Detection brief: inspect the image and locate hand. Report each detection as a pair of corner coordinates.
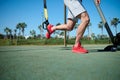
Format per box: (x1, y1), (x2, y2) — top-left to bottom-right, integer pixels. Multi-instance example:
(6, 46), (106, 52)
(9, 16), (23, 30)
(96, 0), (100, 5)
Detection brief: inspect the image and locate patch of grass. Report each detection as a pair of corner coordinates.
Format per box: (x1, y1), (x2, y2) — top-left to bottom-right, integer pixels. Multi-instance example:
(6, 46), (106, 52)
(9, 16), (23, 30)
(0, 38), (111, 46)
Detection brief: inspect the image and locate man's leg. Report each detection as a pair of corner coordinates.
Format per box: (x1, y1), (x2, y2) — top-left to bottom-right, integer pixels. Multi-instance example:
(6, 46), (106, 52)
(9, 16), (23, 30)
(46, 19), (76, 39)
(72, 11), (90, 53)
(75, 11), (90, 47)
(52, 19), (76, 31)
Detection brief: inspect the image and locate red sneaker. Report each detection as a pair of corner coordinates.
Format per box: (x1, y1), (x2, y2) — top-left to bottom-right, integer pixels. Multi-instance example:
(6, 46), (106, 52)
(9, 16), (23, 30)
(72, 43), (88, 54)
(46, 24), (54, 39)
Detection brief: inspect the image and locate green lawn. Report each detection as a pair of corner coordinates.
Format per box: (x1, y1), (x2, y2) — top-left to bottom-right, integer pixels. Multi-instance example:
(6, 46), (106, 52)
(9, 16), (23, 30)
(0, 45), (120, 80)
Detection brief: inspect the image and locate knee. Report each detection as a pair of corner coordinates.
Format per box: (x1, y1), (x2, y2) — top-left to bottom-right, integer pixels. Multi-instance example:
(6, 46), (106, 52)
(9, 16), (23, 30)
(80, 12), (90, 24)
(86, 17), (90, 23)
(83, 16), (90, 25)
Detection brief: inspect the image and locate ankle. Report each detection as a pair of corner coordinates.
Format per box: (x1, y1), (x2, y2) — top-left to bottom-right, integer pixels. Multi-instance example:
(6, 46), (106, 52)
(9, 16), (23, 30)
(74, 42), (81, 47)
(51, 26), (55, 31)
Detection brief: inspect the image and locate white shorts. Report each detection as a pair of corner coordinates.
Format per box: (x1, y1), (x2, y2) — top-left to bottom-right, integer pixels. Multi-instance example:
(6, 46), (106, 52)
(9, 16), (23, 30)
(64, 0), (86, 22)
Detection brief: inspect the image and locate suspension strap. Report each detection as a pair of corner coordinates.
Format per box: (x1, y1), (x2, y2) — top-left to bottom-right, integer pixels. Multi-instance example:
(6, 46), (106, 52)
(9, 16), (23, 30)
(42, 0), (50, 33)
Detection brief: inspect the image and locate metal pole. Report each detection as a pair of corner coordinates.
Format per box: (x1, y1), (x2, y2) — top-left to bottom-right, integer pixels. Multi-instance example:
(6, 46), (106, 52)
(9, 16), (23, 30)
(93, 0), (114, 44)
(64, 4), (67, 47)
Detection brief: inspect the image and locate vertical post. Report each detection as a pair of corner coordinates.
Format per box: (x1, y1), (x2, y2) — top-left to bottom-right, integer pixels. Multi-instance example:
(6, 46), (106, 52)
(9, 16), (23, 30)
(64, 4), (67, 47)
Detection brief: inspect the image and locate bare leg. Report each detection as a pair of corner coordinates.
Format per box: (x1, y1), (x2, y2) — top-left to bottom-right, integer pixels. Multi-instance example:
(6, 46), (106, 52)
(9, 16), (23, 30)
(75, 12), (90, 47)
(50, 12), (89, 48)
(52, 19), (76, 31)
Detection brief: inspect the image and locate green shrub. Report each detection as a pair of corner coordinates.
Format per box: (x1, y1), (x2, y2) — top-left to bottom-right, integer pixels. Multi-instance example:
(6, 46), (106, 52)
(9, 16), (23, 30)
(0, 38), (111, 46)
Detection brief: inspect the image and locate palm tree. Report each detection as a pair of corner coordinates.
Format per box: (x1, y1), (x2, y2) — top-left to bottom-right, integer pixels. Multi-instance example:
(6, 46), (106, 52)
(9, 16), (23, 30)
(74, 23), (79, 30)
(8, 29), (12, 40)
(14, 29), (17, 39)
(30, 30), (36, 38)
(111, 18), (120, 34)
(91, 33), (95, 40)
(87, 22), (92, 38)
(4, 27), (12, 39)
(21, 22), (27, 36)
(60, 31), (64, 36)
(38, 25), (43, 39)
(98, 21), (104, 36)
(16, 23), (21, 36)
(4, 27), (10, 39)
(16, 22), (27, 37)
(73, 23), (79, 37)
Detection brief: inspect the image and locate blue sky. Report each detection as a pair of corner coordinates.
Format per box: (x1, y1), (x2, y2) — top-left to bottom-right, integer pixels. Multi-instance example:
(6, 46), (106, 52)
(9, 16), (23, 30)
(0, 0), (120, 37)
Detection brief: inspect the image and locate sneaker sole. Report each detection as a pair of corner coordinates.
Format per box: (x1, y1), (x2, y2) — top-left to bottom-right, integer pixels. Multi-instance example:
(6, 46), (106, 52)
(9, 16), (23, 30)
(72, 50), (88, 54)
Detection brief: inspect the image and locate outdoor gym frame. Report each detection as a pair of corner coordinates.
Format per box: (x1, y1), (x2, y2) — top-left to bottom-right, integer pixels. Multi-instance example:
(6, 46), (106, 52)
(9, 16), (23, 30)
(64, 4), (67, 47)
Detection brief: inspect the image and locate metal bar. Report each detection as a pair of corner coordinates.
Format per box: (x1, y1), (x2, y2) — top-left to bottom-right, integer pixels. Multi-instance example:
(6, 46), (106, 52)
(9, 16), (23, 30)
(64, 4), (67, 47)
(93, 0), (115, 44)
